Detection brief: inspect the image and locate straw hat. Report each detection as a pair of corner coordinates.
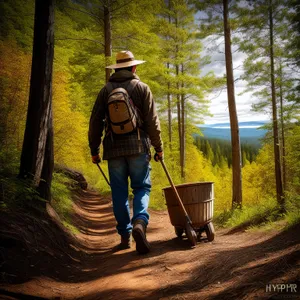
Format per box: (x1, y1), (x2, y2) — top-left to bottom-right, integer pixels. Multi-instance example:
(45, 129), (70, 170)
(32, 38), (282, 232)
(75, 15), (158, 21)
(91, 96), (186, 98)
(106, 50), (146, 69)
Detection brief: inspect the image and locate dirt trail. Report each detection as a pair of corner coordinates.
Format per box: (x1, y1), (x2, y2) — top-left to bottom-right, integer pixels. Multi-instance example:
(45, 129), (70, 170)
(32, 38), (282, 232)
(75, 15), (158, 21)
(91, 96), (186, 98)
(0, 189), (300, 300)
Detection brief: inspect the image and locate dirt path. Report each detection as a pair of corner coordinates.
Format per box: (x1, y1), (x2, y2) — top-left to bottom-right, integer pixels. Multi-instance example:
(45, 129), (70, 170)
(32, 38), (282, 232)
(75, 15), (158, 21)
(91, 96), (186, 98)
(1, 189), (300, 300)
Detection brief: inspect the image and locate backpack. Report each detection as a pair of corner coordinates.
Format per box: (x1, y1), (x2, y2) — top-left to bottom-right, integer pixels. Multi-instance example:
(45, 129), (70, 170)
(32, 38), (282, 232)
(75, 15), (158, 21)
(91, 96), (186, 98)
(105, 79), (141, 135)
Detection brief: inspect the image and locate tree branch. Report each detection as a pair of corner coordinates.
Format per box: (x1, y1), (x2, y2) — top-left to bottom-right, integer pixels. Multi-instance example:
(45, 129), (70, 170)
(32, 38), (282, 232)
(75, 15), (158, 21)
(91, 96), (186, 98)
(55, 37), (105, 47)
(62, 5), (100, 19)
(110, 0), (135, 14)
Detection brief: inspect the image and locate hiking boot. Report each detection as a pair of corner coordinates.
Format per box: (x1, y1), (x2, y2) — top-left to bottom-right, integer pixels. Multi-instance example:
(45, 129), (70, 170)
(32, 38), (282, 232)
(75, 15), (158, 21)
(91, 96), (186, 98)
(132, 219), (150, 254)
(118, 234), (131, 250)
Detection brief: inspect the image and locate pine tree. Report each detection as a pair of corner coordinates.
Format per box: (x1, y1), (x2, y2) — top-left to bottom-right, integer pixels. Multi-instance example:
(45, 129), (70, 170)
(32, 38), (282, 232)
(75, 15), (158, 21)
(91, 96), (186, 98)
(223, 0), (242, 208)
(19, 0), (55, 202)
(236, 0), (300, 210)
(196, 0), (243, 208)
(157, 0), (220, 179)
(287, 0), (300, 93)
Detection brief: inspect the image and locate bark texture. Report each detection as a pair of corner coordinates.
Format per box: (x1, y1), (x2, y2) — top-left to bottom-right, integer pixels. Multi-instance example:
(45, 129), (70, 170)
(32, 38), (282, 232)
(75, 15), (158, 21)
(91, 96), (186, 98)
(19, 0), (55, 202)
(223, 0), (243, 208)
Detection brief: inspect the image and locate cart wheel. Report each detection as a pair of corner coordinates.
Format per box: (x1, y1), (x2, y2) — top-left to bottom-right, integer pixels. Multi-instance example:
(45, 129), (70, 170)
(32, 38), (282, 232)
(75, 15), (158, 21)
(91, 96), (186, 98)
(185, 223), (197, 247)
(196, 230), (203, 241)
(175, 227), (184, 238)
(204, 222), (215, 242)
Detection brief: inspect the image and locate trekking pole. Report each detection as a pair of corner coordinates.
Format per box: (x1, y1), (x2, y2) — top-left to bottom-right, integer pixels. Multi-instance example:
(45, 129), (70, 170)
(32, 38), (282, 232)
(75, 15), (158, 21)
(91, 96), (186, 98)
(96, 163), (110, 187)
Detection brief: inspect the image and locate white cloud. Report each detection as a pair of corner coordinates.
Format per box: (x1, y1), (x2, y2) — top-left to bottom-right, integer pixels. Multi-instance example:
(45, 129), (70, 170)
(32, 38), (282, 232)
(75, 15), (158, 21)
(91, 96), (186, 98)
(205, 89), (270, 125)
(201, 42), (271, 124)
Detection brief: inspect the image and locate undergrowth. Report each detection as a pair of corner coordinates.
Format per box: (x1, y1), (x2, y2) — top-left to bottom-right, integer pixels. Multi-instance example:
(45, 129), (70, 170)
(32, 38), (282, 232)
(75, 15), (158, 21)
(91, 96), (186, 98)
(0, 175), (46, 210)
(284, 194), (300, 229)
(0, 170), (79, 234)
(214, 196), (300, 231)
(51, 172), (79, 234)
(1, 159), (299, 235)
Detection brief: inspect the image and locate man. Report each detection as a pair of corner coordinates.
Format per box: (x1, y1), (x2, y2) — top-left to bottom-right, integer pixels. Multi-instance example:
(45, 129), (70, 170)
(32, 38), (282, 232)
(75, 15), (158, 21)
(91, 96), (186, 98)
(88, 50), (163, 254)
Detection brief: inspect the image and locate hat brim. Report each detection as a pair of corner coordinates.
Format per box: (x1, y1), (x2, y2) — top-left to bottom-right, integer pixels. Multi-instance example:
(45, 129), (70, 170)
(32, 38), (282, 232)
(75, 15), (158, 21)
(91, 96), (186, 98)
(106, 60), (146, 69)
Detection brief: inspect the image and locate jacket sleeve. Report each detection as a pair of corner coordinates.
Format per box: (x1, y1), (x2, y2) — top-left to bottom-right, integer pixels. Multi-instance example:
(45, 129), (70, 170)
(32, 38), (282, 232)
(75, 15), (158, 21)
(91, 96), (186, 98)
(88, 88), (106, 156)
(139, 83), (163, 152)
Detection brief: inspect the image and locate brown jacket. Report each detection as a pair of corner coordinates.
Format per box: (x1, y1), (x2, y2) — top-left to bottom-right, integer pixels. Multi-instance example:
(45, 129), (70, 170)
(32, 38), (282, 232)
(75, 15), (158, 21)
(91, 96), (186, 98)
(88, 70), (163, 160)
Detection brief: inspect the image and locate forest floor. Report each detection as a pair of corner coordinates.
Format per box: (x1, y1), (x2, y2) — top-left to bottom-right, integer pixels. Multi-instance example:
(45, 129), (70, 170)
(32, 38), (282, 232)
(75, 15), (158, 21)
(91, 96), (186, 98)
(0, 187), (300, 300)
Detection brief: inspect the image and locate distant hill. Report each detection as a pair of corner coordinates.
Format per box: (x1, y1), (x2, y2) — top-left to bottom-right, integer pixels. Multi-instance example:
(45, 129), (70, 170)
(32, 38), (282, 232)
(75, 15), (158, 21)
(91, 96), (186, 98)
(197, 121), (268, 146)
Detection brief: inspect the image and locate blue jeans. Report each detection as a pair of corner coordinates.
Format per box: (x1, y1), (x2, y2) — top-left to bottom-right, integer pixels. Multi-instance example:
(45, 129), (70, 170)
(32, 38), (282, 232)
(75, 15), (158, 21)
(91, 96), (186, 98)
(108, 153), (151, 236)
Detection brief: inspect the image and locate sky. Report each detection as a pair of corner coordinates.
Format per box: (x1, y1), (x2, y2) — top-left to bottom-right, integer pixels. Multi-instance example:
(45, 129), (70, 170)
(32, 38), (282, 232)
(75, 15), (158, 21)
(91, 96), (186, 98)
(200, 37), (272, 126)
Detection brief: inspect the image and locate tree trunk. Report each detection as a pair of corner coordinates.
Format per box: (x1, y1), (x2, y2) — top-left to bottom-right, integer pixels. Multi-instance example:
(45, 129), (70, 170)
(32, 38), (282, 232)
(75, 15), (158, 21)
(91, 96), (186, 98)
(104, 3), (112, 82)
(19, 0), (55, 203)
(180, 93), (185, 179)
(38, 115), (54, 200)
(176, 64), (183, 177)
(167, 62), (172, 148)
(176, 91), (182, 170)
(167, 0), (172, 149)
(269, 0), (285, 210)
(181, 64), (185, 179)
(279, 63), (286, 193)
(223, 0), (242, 208)
(174, 12), (184, 178)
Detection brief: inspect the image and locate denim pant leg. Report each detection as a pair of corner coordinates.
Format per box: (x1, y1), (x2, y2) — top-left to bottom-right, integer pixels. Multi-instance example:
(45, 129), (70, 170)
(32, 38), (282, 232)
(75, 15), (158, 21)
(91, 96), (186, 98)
(128, 153), (151, 226)
(108, 157), (132, 236)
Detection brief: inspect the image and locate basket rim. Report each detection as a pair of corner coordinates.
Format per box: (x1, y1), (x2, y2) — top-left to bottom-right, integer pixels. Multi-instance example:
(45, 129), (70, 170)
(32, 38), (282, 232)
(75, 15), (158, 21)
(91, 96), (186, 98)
(162, 181), (214, 190)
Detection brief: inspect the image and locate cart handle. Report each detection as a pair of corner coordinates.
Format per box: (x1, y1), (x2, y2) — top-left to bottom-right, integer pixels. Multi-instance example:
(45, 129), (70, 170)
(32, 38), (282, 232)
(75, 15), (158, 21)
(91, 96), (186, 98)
(159, 159), (192, 225)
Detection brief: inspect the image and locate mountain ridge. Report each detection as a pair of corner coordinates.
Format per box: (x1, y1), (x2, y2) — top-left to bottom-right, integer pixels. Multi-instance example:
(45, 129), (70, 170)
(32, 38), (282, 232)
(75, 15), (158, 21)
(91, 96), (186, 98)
(197, 121), (268, 146)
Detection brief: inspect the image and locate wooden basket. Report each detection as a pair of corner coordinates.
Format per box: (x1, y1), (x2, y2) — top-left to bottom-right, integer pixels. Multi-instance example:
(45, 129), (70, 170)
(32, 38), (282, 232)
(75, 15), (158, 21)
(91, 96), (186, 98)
(163, 182), (214, 228)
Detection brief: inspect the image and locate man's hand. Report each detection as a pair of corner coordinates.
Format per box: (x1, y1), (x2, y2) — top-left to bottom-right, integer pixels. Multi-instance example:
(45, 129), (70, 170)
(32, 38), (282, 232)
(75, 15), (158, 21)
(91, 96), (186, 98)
(154, 151), (164, 162)
(92, 154), (101, 164)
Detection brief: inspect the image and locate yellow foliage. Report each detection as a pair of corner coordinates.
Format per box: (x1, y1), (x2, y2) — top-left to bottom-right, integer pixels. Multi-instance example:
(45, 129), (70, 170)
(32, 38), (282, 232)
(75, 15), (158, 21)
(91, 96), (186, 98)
(242, 161), (263, 205)
(0, 40), (31, 151)
(185, 144), (215, 182)
(212, 165), (232, 213)
(240, 143), (276, 208)
(52, 71), (89, 170)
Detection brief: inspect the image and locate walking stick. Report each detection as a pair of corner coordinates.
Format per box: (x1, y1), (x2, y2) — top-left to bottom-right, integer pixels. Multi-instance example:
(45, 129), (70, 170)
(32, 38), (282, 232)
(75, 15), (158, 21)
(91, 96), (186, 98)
(96, 163), (110, 187)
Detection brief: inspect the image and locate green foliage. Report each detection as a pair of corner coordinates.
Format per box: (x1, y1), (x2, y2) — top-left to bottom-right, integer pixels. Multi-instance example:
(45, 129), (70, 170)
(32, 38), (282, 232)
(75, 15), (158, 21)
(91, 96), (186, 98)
(0, 175), (46, 210)
(156, 0), (222, 124)
(236, 0), (300, 120)
(1, 0), (299, 236)
(213, 121), (300, 228)
(194, 136), (259, 167)
(285, 122), (300, 192)
(82, 161), (111, 197)
(285, 194), (300, 229)
(0, 0), (34, 50)
(51, 172), (79, 233)
(149, 139), (216, 210)
(214, 197), (280, 229)
(285, 0), (300, 83)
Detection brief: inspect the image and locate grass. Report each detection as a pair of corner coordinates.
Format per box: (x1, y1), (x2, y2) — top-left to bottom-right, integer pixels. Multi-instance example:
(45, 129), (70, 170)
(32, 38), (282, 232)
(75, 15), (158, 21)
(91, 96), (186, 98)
(214, 197), (282, 231)
(0, 170), (80, 234)
(0, 175), (46, 210)
(214, 195), (300, 233)
(285, 211), (300, 228)
(51, 172), (79, 234)
(82, 163), (111, 196)
(284, 195), (300, 229)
